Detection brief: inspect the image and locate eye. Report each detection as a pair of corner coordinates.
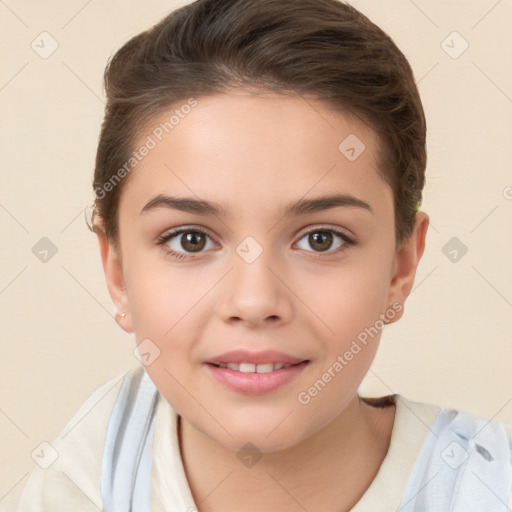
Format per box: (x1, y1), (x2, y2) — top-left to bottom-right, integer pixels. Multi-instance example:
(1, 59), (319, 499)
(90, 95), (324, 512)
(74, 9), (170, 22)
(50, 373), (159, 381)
(156, 225), (355, 261)
(156, 227), (217, 260)
(295, 227), (354, 255)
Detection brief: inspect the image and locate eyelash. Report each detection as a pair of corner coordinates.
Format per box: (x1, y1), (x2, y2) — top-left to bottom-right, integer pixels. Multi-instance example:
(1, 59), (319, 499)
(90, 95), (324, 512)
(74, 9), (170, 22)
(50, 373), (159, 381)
(155, 225), (355, 261)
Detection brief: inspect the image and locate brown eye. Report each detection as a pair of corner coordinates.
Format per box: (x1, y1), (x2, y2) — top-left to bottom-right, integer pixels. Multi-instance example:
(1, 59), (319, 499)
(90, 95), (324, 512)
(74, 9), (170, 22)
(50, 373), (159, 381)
(157, 227), (216, 259)
(180, 231), (207, 252)
(296, 227), (353, 255)
(308, 231), (333, 252)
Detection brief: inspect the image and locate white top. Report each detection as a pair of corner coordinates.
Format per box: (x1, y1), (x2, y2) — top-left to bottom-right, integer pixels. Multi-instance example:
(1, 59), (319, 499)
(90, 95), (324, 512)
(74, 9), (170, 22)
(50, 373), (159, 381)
(13, 366), (512, 511)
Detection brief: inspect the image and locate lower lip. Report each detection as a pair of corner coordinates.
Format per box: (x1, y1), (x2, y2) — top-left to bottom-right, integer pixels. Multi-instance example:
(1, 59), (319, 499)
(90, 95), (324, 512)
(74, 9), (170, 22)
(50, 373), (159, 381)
(204, 361), (309, 395)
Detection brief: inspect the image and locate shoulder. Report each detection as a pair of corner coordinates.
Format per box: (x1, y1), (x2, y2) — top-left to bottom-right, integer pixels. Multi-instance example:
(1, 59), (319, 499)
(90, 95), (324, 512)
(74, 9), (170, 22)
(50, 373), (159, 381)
(14, 366), (142, 512)
(396, 393), (512, 462)
(394, 394), (512, 509)
(394, 393), (512, 445)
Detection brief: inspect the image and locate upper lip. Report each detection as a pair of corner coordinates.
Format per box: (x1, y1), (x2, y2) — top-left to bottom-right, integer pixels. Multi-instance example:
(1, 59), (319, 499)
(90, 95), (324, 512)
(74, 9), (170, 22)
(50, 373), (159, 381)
(206, 349), (308, 365)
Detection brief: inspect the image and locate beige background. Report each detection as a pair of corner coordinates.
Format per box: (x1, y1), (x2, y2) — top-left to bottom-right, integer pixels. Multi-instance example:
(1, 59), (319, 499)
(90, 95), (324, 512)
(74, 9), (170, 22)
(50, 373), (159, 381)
(1, 0), (511, 509)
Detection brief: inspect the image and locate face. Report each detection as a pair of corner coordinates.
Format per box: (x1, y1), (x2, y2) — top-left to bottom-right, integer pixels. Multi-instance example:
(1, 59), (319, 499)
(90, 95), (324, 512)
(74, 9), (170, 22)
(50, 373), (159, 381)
(98, 91), (427, 453)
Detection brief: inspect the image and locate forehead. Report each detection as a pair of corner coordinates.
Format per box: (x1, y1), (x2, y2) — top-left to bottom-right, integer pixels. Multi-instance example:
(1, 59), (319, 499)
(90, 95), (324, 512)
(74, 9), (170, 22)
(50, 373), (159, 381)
(120, 92), (389, 218)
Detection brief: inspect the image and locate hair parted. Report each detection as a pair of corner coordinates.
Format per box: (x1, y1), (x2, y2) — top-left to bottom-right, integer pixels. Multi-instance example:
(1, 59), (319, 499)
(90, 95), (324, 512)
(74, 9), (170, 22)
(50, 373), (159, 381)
(89, 0), (427, 251)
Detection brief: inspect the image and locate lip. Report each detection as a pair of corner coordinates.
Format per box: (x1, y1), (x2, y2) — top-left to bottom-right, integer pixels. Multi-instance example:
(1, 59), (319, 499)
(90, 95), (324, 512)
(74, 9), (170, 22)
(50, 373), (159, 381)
(206, 349), (306, 365)
(204, 360), (309, 395)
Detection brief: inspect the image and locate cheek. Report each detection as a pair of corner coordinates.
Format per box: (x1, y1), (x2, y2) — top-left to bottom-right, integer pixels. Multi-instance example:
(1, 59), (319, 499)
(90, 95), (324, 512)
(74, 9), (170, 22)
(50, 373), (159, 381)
(124, 258), (209, 382)
(293, 267), (391, 418)
(305, 257), (393, 342)
(125, 251), (203, 336)
(126, 267), (206, 411)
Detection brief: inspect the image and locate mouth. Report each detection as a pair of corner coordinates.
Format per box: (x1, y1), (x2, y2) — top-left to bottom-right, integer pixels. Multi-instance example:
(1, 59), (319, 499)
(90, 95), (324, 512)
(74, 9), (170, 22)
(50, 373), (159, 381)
(206, 361), (308, 373)
(205, 348), (307, 367)
(203, 350), (310, 394)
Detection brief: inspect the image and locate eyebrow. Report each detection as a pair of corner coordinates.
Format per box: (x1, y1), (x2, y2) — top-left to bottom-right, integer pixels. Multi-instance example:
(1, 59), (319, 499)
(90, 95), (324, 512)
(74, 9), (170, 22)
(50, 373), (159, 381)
(139, 193), (373, 217)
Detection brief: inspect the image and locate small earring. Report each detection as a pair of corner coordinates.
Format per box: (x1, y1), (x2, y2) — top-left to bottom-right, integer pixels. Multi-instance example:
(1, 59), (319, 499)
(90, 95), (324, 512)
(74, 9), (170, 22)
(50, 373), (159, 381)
(115, 311), (126, 323)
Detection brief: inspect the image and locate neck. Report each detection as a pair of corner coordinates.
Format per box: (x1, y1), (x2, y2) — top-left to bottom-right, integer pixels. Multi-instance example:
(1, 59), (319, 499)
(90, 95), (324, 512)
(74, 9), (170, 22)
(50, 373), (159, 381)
(179, 394), (396, 512)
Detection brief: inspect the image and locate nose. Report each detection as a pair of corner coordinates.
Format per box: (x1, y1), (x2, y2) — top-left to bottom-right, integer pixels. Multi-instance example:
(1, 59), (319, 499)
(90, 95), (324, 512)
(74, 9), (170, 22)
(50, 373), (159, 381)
(217, 249), (294, 328)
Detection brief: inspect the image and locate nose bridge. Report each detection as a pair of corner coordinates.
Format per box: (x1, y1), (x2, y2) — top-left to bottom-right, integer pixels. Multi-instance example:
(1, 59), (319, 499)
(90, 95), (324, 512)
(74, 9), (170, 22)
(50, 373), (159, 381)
(217, 237), (293, 325)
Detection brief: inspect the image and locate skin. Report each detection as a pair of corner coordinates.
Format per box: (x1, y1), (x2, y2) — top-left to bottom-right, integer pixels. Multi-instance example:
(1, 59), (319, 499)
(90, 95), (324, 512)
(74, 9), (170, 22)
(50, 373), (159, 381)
(95, 91), (428, 511)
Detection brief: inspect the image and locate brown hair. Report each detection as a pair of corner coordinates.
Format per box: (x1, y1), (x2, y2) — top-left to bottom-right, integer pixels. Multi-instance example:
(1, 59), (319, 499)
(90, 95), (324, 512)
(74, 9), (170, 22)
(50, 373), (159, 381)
(88, 0), (426, 251)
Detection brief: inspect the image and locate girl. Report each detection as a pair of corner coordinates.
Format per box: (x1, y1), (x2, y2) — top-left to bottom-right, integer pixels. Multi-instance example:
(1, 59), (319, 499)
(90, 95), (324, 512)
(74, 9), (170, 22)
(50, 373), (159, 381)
(14, 0), (512, 510)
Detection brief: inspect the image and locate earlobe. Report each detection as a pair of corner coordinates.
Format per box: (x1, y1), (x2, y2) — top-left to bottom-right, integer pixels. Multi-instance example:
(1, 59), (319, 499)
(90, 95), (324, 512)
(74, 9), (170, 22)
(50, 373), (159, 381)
(386, 211), (429, 323)
(94, 222), (134, 333)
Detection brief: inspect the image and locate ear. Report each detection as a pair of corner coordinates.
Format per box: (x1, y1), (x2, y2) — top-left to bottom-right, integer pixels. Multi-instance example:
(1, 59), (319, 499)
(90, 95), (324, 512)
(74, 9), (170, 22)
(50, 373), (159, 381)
(94, 222), (134, 333)
(385, 211), (429, 323)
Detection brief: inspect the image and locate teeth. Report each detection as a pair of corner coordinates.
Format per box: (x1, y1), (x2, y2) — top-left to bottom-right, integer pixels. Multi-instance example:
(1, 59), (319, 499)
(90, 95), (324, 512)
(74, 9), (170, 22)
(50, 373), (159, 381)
(215, 362), (298, 372)
(256, 363), (274, 373)
(239, 363), (256, 373)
